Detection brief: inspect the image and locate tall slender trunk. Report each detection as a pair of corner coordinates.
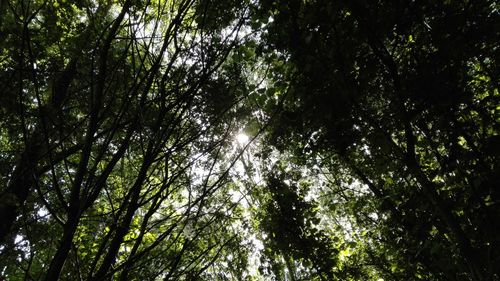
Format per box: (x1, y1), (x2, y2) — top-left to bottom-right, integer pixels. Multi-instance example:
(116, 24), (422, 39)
(0, 141), (41, 244)
(89, 162), (151, 281)
(43, 207), (80, 281)
(118, 196), (160, 281)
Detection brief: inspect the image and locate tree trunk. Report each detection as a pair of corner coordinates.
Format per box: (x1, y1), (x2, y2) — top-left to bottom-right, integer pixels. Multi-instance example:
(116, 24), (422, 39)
(44, 207), (80, 281)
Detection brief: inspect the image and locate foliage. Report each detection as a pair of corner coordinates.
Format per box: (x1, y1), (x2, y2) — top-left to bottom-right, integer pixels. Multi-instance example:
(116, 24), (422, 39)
(254, 0), (500, 280)
(0, 0), (498, 280)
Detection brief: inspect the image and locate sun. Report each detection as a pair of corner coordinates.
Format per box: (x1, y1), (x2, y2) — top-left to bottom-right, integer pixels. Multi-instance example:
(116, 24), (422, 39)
(236, 133), (249, 145)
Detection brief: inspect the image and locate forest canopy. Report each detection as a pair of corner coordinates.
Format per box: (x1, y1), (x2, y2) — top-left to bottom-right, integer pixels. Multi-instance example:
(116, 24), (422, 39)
(0, 0), (499, 280)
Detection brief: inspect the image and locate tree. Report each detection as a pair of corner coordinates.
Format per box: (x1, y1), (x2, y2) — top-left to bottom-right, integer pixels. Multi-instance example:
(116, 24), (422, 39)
(0, 0), (256, 280)
(255, 0), (499, 280)
(1, 0), (498, 280)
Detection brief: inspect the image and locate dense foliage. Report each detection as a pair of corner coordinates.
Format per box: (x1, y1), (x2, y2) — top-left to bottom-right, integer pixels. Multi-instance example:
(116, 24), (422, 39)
(1, 0), (498, 280)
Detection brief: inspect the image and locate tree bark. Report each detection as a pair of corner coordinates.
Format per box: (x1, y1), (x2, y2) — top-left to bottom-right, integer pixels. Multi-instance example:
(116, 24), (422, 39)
(43, 207), (80, 281)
